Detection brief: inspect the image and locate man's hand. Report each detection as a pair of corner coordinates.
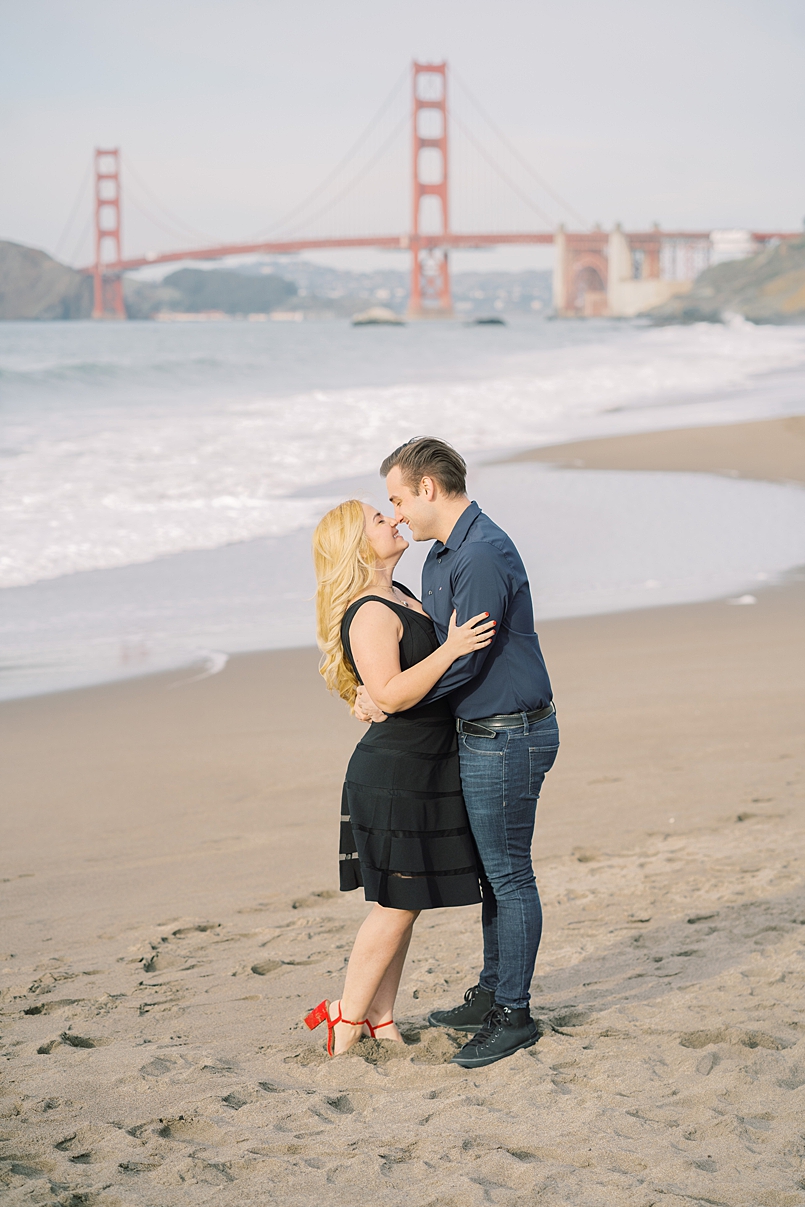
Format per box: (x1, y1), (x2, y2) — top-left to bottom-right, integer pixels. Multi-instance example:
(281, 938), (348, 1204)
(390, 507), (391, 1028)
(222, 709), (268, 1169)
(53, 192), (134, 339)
(354, 684), (387, 724)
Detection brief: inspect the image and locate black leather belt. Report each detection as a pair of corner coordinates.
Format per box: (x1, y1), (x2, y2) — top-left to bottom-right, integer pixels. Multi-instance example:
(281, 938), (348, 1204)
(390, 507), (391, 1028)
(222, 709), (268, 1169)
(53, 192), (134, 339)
(456, 701), (555, 737)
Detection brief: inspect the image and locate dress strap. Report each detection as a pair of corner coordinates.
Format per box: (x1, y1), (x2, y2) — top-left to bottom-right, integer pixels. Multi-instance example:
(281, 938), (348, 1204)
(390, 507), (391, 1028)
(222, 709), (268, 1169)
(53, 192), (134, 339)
(343, 595), (409, 620)
(392, 580), (419, 602)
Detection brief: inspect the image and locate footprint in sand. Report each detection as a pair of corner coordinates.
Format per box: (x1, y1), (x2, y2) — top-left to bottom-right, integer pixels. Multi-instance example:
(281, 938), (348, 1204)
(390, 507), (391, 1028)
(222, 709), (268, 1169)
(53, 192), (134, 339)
(136, 922), (221, 972)
(171, 923), (220, 938)
(141, 949), (201, 973)
(679, 1028), (793, 1051)
(549, 1008), (594, 1029)
(696, 1051), (720, 1075)
(156, 1116), (226, 1145)
(0, 1156), (57, 1185)
(119, 1158), (163, 1174)
(37, 1032), (107, 1052)
(290, 890), (340, 909)
(60, 1031), (108, 1048)
(23, 998), (80, 1016)
(28, 971), (77, 995)
(284, 1046), (329, 1066)
(777, 1065), (805, 1090)
(36, 1039), (62, 1054)
(139, 1055), (181, 1078)
(407, 1030), (461, 1065)
(181, 1158), (235, 1186)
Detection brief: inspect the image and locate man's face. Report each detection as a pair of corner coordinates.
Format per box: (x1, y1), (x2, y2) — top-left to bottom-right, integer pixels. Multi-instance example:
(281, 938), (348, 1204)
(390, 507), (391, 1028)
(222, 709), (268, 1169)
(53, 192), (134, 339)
(386, 465), (436, 542)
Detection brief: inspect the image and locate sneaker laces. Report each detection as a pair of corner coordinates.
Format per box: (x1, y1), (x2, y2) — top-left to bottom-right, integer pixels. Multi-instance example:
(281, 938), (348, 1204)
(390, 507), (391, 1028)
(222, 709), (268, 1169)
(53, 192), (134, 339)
(468, 1005), (510, 1046)
(444, 984), (482, 1017)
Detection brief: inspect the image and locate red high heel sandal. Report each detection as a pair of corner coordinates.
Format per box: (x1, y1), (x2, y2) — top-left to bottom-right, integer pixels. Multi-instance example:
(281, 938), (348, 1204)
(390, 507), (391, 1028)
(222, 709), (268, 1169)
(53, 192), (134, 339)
(364, 1019), (396, 1038)
(304, 1000), (367, 1057)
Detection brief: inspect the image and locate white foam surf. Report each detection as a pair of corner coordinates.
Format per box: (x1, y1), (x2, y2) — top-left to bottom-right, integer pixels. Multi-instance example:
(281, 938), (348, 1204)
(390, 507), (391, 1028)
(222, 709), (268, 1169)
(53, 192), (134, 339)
(2, 318), (805, 589)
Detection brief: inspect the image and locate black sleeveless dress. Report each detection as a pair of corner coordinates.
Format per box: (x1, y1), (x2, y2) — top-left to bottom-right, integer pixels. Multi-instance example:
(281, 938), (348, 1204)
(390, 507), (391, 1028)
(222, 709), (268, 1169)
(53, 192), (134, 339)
(339, 583), (482, 911)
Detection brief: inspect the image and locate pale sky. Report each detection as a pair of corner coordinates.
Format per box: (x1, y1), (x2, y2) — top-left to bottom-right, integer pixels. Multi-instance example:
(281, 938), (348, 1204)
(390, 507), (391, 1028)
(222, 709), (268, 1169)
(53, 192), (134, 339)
(2, 0), (803, 275)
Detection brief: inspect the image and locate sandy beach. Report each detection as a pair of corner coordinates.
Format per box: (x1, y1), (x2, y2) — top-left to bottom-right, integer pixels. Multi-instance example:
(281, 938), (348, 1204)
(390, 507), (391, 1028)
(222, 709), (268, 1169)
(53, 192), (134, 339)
(2, 416), (804, 1207)
(503, 415), (805, 486)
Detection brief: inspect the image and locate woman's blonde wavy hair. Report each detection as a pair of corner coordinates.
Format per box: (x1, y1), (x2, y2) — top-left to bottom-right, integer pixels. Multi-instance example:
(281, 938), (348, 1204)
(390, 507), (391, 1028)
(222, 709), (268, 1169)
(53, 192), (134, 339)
(312, 499), (377, 709)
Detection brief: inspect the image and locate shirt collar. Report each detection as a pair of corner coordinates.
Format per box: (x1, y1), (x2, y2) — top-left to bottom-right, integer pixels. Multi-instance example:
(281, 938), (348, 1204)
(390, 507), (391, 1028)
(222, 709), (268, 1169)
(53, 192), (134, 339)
(438, 500), (481, 552)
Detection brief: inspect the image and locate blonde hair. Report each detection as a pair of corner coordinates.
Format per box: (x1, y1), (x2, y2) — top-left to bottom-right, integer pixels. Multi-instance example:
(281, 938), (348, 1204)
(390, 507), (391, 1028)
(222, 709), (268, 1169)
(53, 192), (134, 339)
(312, 499), (377, 708)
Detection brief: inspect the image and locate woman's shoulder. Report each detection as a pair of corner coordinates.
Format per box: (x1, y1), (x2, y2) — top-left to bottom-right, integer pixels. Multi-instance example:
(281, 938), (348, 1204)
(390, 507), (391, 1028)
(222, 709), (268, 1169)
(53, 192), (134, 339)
(343, 598), (403, 653)
(342, 595), (401, 628)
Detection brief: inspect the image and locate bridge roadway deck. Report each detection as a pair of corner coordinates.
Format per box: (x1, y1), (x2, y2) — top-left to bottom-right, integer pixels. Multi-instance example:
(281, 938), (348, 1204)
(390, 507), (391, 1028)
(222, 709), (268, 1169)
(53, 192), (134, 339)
(83, 229), (730, 275)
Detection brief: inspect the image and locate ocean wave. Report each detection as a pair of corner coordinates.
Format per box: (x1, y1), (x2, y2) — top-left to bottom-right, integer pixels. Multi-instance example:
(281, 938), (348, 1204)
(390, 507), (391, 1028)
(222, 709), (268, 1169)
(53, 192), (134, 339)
(2, 321), (805, 588)
(0, 355), (233, 389)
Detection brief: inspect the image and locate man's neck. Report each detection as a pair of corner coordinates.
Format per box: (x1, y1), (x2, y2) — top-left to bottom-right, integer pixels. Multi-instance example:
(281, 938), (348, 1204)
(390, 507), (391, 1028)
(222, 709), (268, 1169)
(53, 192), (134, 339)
(434, 496), (471, 546)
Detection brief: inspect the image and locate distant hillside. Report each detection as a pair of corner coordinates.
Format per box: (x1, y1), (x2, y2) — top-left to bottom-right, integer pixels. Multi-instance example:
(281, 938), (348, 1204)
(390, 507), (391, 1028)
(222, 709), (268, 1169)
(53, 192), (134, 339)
(1, 238), (551, 321)
(0, 240), (92, 319)
(240, 259), (553, 316)
(0, 246), (300, 321)
(159, 268), (297, 315)
(649, 234), (805, 324)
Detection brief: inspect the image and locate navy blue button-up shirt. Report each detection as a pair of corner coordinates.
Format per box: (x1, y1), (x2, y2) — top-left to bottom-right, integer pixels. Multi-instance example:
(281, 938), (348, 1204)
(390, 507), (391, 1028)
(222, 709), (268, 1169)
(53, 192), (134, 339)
(419, 501), (553, 721)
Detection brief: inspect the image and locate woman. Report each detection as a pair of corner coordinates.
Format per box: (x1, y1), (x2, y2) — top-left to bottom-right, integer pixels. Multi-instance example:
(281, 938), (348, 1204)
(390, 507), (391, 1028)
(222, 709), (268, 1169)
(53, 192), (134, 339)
(306, 498), (494, 1057)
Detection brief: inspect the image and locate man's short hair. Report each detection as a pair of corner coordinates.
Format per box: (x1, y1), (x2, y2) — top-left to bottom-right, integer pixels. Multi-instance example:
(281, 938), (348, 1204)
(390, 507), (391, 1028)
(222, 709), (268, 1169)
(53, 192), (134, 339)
(380, 437), (467, 497)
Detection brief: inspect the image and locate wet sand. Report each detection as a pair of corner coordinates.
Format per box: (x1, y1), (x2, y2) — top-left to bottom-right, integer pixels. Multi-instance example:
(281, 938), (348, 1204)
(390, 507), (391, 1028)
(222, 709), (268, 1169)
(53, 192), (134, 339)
(1, 416), (804, 1206)
(502, 414), (805, 485)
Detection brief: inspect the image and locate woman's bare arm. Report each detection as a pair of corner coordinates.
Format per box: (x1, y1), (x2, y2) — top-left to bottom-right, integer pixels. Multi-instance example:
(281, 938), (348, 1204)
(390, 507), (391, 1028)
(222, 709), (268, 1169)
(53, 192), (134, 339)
(348, 601), (494, 714)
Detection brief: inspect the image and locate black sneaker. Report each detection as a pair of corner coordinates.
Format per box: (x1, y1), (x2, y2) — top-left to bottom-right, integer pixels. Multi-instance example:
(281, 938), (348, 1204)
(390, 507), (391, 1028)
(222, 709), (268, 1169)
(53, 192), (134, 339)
(451, 1005), (539, 1067)
(428, 985), (496, 1032)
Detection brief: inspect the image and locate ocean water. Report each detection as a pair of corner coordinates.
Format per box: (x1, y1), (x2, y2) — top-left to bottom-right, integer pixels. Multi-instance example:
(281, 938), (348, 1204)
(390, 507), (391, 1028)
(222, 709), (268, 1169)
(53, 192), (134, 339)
(2, 315), (805, 699)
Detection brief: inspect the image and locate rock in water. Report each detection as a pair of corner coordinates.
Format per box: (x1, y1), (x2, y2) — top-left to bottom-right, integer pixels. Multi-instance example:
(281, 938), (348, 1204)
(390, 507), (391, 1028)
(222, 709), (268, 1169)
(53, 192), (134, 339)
(351, 305), (405, 326)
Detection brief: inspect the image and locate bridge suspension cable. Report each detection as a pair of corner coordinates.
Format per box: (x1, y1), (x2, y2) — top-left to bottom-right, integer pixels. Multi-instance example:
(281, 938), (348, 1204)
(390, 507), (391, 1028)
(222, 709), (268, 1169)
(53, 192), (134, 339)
(451, 68), (589, 230)
(69, 213), (94, 267)
(121, 154), (222, 246)
(244, 64), (410, 242)
(277, 112), (408, 239)
(450, 109), (556, 230)
(54, 158), (94, 262)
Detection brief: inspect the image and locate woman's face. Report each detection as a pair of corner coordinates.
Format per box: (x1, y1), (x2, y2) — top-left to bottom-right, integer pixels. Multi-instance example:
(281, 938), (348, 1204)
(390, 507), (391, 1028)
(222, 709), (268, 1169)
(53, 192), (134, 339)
(362, 502), (409, 565)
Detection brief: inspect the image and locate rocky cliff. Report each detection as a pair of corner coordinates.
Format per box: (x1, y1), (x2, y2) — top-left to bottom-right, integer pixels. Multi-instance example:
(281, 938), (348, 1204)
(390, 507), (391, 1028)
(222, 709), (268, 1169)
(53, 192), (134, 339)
(649, 234), (805, 324)
(0, 240), (93, 319)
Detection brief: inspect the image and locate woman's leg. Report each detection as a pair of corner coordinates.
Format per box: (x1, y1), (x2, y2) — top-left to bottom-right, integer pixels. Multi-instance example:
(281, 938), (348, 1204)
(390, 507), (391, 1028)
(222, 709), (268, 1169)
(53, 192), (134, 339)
(331, 903), (418, 1054)
(364, 913), (418, 1041)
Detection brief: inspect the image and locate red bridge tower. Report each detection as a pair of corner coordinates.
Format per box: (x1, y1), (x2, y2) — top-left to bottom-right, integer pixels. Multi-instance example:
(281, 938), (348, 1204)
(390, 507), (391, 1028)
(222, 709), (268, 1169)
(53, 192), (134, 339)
(408, 62), (453, 318)
(92, 148), (126, 320)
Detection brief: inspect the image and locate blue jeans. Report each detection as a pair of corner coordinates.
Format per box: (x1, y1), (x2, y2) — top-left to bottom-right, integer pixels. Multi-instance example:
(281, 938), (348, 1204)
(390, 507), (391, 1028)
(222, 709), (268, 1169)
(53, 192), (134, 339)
(458, 711), (559, 1009)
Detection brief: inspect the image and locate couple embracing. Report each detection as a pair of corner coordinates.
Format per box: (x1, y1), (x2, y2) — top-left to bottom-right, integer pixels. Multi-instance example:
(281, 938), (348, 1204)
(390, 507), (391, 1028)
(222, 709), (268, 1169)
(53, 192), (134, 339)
(307, 437), (558, 1068)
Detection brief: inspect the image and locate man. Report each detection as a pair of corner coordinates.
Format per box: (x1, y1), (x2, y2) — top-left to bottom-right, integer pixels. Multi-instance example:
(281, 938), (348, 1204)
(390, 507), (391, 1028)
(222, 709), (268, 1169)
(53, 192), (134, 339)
(356, 436), (559, 1068)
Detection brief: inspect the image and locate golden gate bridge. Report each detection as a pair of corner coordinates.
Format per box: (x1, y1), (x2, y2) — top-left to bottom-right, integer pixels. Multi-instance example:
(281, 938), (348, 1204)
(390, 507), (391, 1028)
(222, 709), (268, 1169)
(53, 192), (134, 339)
(79, 61), (796, 322)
